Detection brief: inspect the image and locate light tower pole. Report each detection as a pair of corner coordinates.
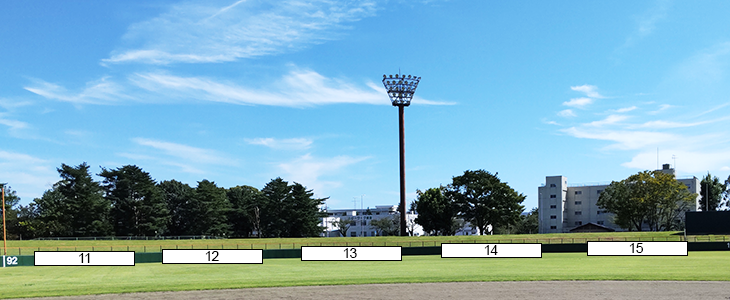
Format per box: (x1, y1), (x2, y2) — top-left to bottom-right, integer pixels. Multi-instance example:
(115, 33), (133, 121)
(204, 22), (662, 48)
(382, 73), (421, 236)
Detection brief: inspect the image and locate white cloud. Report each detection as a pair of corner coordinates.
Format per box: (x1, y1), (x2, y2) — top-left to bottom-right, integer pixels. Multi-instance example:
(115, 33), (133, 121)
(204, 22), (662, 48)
(614, 106), (638, 113)
(563, 97), (593, 107)
(131, 69), (450, 107)
(619, 0), (671, 49)
(277, 153), (368, 197)
(246, 137), (313, 150)
(0, 150), (58, 203)
(557, 109), (576, 117)
(648, 104), (674, 115)
(561, 127), (677, 150)
(586, 115), (629, 127)
(622, 149), (730, 174)
(103, 0), (378, 65)
(24, 77), (132, 105)
(570, 85), (605, 98)
(132, 138), (234, 166)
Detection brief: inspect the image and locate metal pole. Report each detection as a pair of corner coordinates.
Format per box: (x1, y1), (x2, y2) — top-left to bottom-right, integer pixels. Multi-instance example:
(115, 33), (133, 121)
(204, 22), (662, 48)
(2, 185), (6, 256)
(398, 105), (407, 236)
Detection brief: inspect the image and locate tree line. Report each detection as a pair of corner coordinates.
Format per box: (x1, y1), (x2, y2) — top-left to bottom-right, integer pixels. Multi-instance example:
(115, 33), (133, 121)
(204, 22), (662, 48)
(1, 163), (326, 239)
(412, 170), (535, 235)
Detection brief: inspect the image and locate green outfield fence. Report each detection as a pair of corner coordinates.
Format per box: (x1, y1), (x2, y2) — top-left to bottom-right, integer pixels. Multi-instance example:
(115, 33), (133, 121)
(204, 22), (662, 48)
(3, 242), (730, 267)
(4, 235), (730, 256)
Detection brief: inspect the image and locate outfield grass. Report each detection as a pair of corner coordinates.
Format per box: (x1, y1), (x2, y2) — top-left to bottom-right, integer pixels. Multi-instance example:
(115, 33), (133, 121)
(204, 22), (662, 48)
(1, 252), (729, 299)
(4, 231), (728, 256)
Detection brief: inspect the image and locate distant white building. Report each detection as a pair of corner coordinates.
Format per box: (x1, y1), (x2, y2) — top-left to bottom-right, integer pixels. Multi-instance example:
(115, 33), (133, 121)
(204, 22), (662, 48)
(538, 164), (700, 233)
(320, 205), (424, 237)
(320, 205), (490, 237)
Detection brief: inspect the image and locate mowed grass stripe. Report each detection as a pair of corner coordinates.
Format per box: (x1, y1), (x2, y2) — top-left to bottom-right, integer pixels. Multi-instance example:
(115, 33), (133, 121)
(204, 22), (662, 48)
(5, 231), (729, 255)
(2, 252), (730, 299)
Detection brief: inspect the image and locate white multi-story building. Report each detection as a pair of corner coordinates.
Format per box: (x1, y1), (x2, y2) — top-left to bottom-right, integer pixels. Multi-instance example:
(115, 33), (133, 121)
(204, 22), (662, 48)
(538, 164), (700, 233)
(320, 205), (424, 237)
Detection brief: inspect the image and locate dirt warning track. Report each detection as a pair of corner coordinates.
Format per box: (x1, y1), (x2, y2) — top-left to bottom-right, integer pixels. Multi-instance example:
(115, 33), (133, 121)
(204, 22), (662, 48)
(11, 281), (730, 300)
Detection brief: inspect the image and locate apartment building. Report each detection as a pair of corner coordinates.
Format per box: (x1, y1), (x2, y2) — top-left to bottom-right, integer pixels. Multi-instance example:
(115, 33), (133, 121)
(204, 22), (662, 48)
(538, 164), (700, 233)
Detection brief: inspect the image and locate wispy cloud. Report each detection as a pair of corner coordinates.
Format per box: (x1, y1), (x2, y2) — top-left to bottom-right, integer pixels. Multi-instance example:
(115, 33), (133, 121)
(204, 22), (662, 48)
(562, 97), (593, 107)
(620, 0), (671, 49)
(570, 85), (605, 99)
(103, 0), (378, 65)
(561, 127), (676, 150)
(125, 138), (235, 174)
(131, 69), (451, 107)
(24, 77), (132, 105)
(277, 153), (369, 197)
(0, 150), (58, 202)
(557, 109), (576, 117)
(246, 137), (313, 150)
(586, 115), (629, 127)
(614, 106), (638, 113)
(648, 104), (674, 115)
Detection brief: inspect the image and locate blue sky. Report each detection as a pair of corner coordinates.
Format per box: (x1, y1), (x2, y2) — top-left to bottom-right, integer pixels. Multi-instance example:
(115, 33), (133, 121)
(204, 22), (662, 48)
(2, 0), (730, 211)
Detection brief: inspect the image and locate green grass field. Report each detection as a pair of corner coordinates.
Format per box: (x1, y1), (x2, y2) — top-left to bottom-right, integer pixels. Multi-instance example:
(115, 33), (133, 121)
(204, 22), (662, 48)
(2, 252), (730, 299)
(5, 231), (729, 255)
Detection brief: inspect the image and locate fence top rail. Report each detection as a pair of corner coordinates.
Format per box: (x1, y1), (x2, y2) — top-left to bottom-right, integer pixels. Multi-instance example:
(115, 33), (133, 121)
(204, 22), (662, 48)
(9, 235), (728, 255)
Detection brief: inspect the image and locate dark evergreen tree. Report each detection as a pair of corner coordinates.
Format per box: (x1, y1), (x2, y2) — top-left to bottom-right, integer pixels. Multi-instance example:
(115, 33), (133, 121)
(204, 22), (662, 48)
(227, 185), (264, 237)
(99, 165), (169, 236)
(159, 180), (195, 235)
(260, 178), (291, 237)
(192, 180), (232, 236)
(699, 172), (724, 211)
(284, 183), (326, 237)
(56, 163), (112, 236)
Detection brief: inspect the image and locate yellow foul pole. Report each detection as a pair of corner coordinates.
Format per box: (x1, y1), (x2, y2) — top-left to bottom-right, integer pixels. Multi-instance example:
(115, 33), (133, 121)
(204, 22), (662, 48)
(2, 185), (6, 256)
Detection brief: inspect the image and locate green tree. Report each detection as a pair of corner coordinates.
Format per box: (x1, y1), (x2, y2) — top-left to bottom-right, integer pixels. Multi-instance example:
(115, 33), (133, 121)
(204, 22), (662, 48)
(597, 170), (695, 231)
(515, 207), (539, 234)
(22, 187), (70, 237)
(227, 185), (264, 237)
(284, 183), (326, 237)
(159, 180), (196, 235)
(699, 172), (724, 211)
(258, 178), (325, 237)
(332, 218), (352, 237)
(191, 180), (232, 236)
(446, 170), (525, 235)
(414, 187), (457, 235)
(56, 163), (112, 236)
(371, 215), (399, 236)
(0, 185), (21, 239)
(99, 165), (169, 236)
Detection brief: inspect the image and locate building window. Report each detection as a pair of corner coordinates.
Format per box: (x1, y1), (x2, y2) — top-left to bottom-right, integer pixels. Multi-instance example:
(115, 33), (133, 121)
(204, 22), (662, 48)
(550, 226), (557, 229)
(550, 215), (557, 219)
(597, 190), (602, 194)
(575, 211), (582, 215)
(550, 195), (556, 198)
(550, 183), (556, 187)
(350, 232), (357, 237)
(550, 205), (557, 209)
(574, 201), (582, 205)
(575, 221), (582, 226)
(597, 221), (604, 225)
(574, 191), (582, 195)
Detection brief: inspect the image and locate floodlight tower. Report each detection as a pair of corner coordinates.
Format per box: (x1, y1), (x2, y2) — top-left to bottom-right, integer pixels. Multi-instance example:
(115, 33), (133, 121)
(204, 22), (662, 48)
(382, 73), (421, 236)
